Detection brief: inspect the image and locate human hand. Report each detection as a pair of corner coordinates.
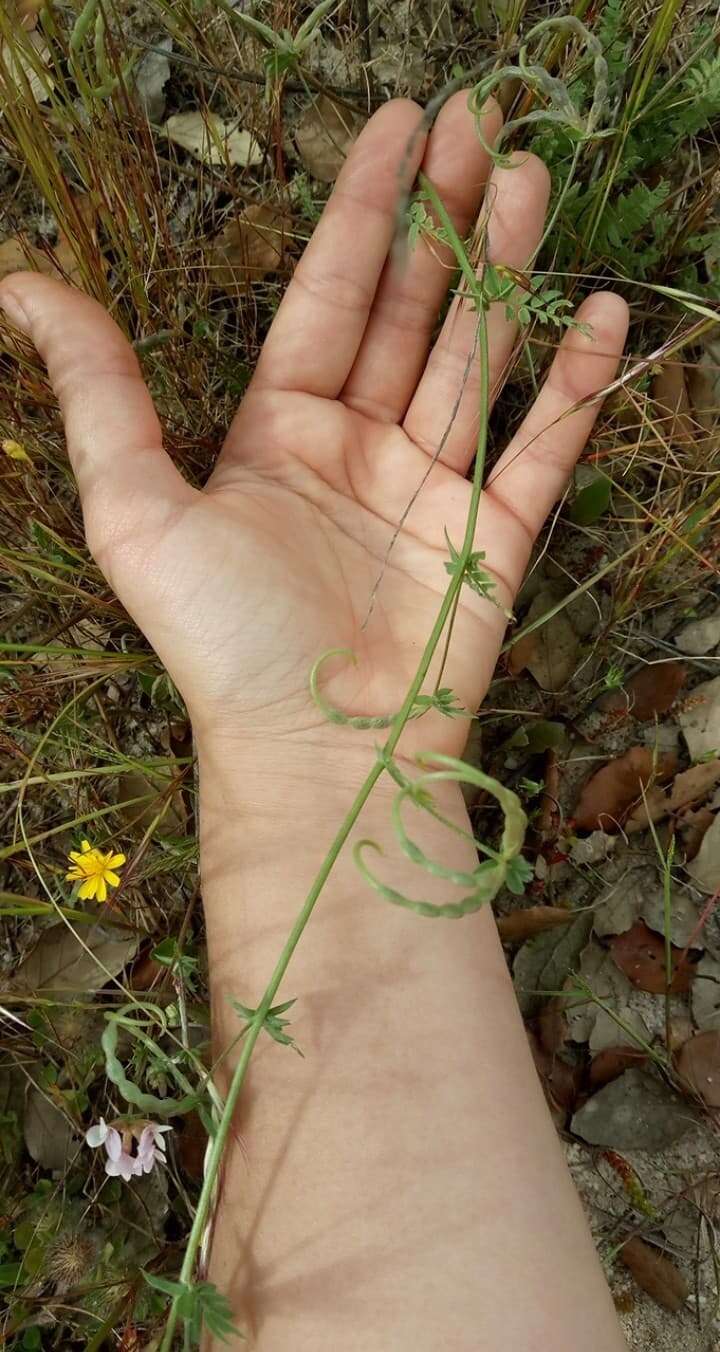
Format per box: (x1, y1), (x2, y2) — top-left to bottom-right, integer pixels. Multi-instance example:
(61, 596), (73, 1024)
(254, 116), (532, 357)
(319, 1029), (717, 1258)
(0, 94), (628, 763)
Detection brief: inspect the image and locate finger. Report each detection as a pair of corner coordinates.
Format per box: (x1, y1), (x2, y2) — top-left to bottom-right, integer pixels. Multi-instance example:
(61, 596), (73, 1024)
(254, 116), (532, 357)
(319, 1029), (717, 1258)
(340, 92), (503, 424)
(479, 292), (629, 594)
(251, 99), (428, 400)
(403, 153), (551, 473)
(0, 274), (193, 569)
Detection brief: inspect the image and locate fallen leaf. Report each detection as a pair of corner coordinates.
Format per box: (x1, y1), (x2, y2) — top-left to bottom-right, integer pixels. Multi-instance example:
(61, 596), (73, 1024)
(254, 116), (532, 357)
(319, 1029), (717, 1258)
(670, 757), (720, 805)
(294, 94), (364, 182)
(641, 886), (701, 949)
(13, 923), (138, 996)
(651, 361), (696, 446)
(24, 1086), (76, 1170)
(118, 770), (186, 833)
(512, 911), (593, 1017)
(569, 830), (618, 866)
(620, 1236), (688, 1312)
(495, 905), (575, 943)
(569, 472), (611, 526)
(687, 812), (720, 893)
(589, 1045), (648, 1089)
(674, 609), (720, 656)
(207, 204), (289, 296)
(538, 996), (570, 1055)
(593, 871), (701, 949)
(1, 29), (53, 108)
(590, 1005), (652, 1055)
(609, 920), (693, 994)
(528, 1031), (581, 1123)
(509, 589), (579, 691)
(630, 758), (720, 832)
(0, 203), (98, 290)
(625, 661), (686, 720)
(574, 747), (676, 832)
(133, 35), (171, 123)
(571, 1068), (694, 1150)
(624, 783), (668, 832)
(688, 341), (720, 427)
(680, 805), (715, 860)
(678, 676), (720, 760)
(564, 941), (645, 1049)
(676, 1029), (720, 1106)
(691, 955), (720, 1031)
(0, 233), (45, 280)
(503, 719), (568, 762)
(164, 111), (263, 167)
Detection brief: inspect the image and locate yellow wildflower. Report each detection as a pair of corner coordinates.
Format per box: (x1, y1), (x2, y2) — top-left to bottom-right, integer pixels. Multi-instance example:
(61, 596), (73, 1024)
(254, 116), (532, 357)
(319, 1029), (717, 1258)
(2, 438), (30, 463)
(66, 839), (126, 903)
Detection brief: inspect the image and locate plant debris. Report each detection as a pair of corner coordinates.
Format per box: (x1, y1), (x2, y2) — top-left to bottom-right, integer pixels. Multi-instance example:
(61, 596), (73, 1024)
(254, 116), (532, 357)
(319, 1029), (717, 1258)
(164, 111), (263, 167)
(574, 748), (676, 832)
(619, 1236), (689, 1313)
(676, 1029), (720, 1107)
(294, 94), (364, 181)
(207, 204), (290, 296)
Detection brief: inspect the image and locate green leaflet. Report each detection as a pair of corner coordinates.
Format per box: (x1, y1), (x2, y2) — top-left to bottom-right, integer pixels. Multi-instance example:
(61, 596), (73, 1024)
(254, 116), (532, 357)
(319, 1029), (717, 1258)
(101, 1007), (198, 1117)
(570, 473), (612, 525)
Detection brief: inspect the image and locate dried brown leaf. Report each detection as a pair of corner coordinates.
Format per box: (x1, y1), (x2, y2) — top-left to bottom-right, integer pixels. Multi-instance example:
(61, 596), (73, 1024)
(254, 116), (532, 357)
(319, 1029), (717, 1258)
(680, 805), (715, 860)
(207, 204), (289, 296)
(575, 747), (676, 832)
(609, 919), (693, 994)
(620, 1236), (688, 1312)
(508, 589), (579, 691)
(687, 812), (720, 894)
(589, 1046), (648, 1089)
(678, 676), (720, 761)
(13, 923), (138, 996)
(651, 362), (696, 446)
(24, 1086), (76, 1170)
(164, 111), (262, 167)
(538, 996), (570, 1055)
(627, 758), (720, 832)
(676, 1029), (720, 1106)
(294, 94), (364, 182)
(625, 661), (686, 720)
(496, 906), (575, 944)
(1, 29), (53, 106)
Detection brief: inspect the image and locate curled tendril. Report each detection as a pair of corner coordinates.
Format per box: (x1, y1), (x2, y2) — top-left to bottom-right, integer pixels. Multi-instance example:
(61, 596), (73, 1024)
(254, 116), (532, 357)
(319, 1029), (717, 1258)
(310, 649), (462, 730)
(309, 649), (398, 729)
(469, 17), (608, 165)
(101, 1004), (198, 1117)
(355, 753), (529, 919)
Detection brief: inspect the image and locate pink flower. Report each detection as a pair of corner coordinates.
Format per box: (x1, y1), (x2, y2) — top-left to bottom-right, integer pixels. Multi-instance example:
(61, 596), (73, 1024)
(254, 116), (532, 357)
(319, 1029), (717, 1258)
(85, 1117), (172, 1182)
(136, 1122), (172, 1174)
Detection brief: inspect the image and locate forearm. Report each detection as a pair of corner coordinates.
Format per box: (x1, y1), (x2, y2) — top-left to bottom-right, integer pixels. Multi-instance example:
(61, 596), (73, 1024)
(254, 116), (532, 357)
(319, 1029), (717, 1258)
(197, 734), (627, 1352)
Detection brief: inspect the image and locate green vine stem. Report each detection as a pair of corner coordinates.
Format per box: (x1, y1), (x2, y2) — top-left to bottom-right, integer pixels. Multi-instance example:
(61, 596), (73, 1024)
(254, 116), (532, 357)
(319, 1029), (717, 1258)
(159, 173), (498, 1350)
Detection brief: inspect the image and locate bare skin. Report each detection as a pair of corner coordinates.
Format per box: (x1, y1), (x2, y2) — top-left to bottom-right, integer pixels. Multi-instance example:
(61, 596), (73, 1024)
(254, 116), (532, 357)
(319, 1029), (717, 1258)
(1, 94), (629, 1350)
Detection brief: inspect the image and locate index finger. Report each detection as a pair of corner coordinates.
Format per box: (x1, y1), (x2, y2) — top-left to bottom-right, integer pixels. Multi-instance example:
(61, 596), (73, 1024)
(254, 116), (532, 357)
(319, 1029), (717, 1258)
(250, 99), (427, 399)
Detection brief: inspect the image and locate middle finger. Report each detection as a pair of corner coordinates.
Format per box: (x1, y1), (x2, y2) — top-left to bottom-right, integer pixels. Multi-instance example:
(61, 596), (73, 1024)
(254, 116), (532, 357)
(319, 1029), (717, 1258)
(403, 152), (551, 473)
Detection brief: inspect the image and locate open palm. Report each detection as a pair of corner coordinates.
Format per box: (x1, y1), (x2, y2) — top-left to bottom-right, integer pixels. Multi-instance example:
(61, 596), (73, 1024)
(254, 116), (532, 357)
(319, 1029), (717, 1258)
(0, 95), (627, 758)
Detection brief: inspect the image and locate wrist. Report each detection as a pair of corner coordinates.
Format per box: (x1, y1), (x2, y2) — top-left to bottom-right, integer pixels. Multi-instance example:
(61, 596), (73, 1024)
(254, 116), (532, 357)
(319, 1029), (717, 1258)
(193, 729), (473, 934)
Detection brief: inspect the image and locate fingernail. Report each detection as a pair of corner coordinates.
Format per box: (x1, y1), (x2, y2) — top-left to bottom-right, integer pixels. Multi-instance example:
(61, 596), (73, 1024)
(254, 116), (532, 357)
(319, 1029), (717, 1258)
(0, 289), (31, 335)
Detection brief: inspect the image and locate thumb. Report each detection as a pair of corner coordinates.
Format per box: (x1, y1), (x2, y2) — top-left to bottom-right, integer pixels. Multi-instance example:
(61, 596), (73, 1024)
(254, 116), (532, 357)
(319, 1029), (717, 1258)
(0, 274), (194, 578)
